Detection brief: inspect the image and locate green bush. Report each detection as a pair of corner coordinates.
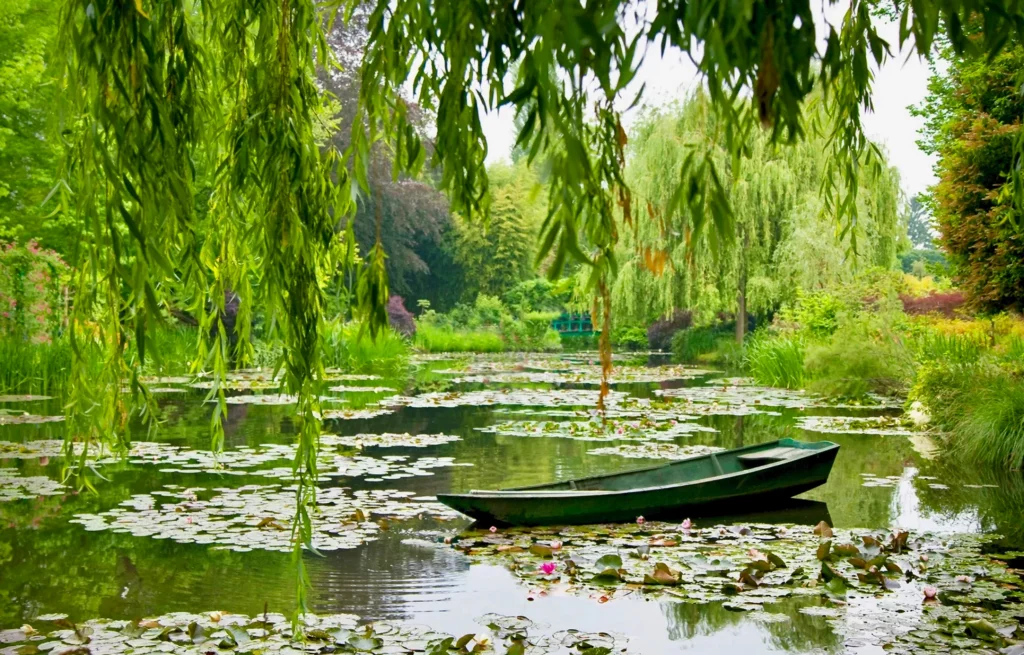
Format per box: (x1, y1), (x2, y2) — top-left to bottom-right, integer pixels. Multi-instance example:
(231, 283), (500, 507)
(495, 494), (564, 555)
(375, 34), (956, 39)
(500, 312), (562, 351)
(612, 326), (649, 351)
(744, 333), (805, 389)
(671, 326), (726, 363)
(803, 321), (914, 398)
(914, 331), (985, 366)
(777, 291), (846, 338)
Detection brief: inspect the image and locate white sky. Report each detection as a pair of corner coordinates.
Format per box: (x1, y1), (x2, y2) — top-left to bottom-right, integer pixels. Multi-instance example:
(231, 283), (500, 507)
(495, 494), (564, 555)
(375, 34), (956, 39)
(480, 3), (938, 199)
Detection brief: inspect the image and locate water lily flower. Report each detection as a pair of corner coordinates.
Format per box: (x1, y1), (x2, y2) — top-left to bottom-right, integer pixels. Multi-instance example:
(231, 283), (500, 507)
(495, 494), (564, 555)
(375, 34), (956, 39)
(443, 536), (452, 545)
(489, 526), (498, 533)
(540, 562), (557, 575)
(919, 554), (929, 562)
(923, 586), (938, 599)
(747, 548), (767, 561)
(681, 518), (692, 530)
(636, 516), (645, 525)
(955, 575), (972, 583)
(550, 540), (563, 550)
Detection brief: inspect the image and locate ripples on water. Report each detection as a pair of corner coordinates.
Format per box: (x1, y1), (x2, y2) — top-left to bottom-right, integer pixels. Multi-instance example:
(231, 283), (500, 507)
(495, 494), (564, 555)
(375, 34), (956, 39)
(1, 353), (1022, 654)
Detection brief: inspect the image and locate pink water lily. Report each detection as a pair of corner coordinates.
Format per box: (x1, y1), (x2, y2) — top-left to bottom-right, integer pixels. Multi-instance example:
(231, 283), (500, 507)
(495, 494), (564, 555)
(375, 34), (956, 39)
(540, 562), (557, 575)
(550, 540), (563, 550)
(923, 586), (938, 599)
(489, 526), (498, 533)
(636, 515), (645, 525)
(747, 548), (767, 561)
(680, 518), (692, 530)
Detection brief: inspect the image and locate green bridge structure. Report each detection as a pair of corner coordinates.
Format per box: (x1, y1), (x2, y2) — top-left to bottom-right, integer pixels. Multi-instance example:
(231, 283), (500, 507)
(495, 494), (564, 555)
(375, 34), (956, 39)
(551, 312), (596, 336)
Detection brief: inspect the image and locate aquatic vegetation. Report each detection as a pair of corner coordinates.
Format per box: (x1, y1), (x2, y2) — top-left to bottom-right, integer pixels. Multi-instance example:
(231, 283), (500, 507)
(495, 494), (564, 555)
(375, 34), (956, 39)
(448, 521), (1024, 653)
(327, 385), (397, 393)
(0, 395), (53, 402)
(71, 484), (461, 553)
(0, 610), (631, 655)
(796, 415), (920, 436)
(321, 432), (462, 449)
(0, 469), (66, 501)
(478, 417), (715, 442)
(321, 408), (395, 420)
(219, 394), (297, 406)
(323, 372), (382, 381)
(385, 388), (629, 409)
(444, 363), (713, 386)
(656, 380), (899, 412)
(587, 443), (724, 460)
(0, 410), (64, 425)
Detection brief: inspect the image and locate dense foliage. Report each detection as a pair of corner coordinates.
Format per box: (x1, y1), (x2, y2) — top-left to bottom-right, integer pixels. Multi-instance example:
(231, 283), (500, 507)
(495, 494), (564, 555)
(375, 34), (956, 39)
(914, 36), (1024, 312)
(612, 93), (902, 338)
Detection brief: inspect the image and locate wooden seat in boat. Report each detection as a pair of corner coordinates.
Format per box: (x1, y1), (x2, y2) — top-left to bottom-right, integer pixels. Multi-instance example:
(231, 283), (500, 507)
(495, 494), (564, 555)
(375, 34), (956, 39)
(737, 447), (803, 466)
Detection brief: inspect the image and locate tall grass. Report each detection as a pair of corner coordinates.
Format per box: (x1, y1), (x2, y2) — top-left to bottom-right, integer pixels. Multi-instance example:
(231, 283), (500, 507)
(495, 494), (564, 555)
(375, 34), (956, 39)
(914, 332), (985, 365)
(930, 368), (1024, 470)
(744, 334), (805, 389)
(415, 324), (505, 353)
(322, 322), (410, 376)
(0, 337), (73, 395)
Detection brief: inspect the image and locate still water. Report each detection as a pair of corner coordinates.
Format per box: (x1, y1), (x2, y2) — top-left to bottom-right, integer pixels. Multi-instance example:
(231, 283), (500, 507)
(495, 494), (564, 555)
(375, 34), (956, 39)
(1, 353), (1022, 653)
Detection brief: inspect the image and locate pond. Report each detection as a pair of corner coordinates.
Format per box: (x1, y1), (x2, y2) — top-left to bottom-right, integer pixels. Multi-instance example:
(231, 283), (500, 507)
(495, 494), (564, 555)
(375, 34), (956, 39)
(1, 353), (1023, 654)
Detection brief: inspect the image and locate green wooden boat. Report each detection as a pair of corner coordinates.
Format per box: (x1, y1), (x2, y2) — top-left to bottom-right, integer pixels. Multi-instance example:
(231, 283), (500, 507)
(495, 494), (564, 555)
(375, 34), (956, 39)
(437, 438), (839, 526)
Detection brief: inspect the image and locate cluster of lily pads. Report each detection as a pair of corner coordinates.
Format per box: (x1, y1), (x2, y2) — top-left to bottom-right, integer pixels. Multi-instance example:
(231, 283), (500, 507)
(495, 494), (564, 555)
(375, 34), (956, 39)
(477, 416), (714, 443)
(0, 468), (66, 502)
(321, 432), (463, 449)
(70, 483), (462, 553)
(586, 443), (723, 460)
(796, 415), (920, 436)
(447, 520), (1024, 653)
(381, 389), (630, 410)
(442, 363), (712, 386)
(0, 609), (630, 655)
(0, 410), (64, 426)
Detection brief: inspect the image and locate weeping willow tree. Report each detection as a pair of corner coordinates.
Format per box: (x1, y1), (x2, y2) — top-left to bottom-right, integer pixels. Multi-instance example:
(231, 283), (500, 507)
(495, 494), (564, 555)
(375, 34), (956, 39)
(612, 91), (903, 337)
(51, 0), (1024, 624)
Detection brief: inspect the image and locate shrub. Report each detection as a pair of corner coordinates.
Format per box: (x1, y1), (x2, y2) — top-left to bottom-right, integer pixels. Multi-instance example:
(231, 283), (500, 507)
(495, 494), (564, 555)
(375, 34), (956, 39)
(744, 333), (805, 389)
(386, 295), (416, 338)
(803, 321), (914, 398)
(647, 310), (692, 351)
(612, 325), (648, 351)
(0, 241), (69, 342)
(914, 331), (985, 366)
(671, 326), (727, 363)
(473, 294), (508, 326)
(500, 312), (562, 351)
(776, 292), (845, 338)
(900, 291), (966, 318)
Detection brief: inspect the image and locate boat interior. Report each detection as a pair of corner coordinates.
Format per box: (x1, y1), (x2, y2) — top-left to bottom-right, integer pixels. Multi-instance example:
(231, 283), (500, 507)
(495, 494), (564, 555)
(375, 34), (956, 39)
(507, 438), (833, 493)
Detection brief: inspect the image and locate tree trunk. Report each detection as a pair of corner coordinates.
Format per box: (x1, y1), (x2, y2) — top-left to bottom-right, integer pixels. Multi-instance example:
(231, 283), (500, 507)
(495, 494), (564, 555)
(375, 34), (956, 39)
(736, 227), (749, 344)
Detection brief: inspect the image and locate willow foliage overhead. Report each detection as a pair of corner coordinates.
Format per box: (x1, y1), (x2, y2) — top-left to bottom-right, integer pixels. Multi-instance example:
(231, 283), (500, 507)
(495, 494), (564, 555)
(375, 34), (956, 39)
(613, 92), (902, 327)
(52, 0), (1024, 621)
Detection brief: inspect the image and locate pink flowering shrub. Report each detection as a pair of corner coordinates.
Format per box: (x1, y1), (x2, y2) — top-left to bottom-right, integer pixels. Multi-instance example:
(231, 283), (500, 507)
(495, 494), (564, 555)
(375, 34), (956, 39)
(0, 241), (69, 343)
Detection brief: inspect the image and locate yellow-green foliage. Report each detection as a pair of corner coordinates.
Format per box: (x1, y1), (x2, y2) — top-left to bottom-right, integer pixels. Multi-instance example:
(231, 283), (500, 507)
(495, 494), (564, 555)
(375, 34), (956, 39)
(613, 91), (903, 327)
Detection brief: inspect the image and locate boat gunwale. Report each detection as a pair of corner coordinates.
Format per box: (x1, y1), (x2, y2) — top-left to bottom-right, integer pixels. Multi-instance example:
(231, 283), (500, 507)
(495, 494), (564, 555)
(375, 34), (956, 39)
(441, 439), (839, 500)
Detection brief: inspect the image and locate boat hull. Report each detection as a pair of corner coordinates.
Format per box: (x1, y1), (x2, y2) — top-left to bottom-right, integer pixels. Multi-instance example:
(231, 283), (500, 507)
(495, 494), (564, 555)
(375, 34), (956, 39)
(437, 441), (838, 526)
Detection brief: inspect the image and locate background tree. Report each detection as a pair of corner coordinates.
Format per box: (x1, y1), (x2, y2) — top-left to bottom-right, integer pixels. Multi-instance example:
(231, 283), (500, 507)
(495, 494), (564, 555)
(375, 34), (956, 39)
(322, 11), (460, 310)
(454, 189), (532, 299)
(914, 36), (1024, 312)
(0, 0), (72, 252)
(613, 93), (902, 338)
(906, 196), (936, 249)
